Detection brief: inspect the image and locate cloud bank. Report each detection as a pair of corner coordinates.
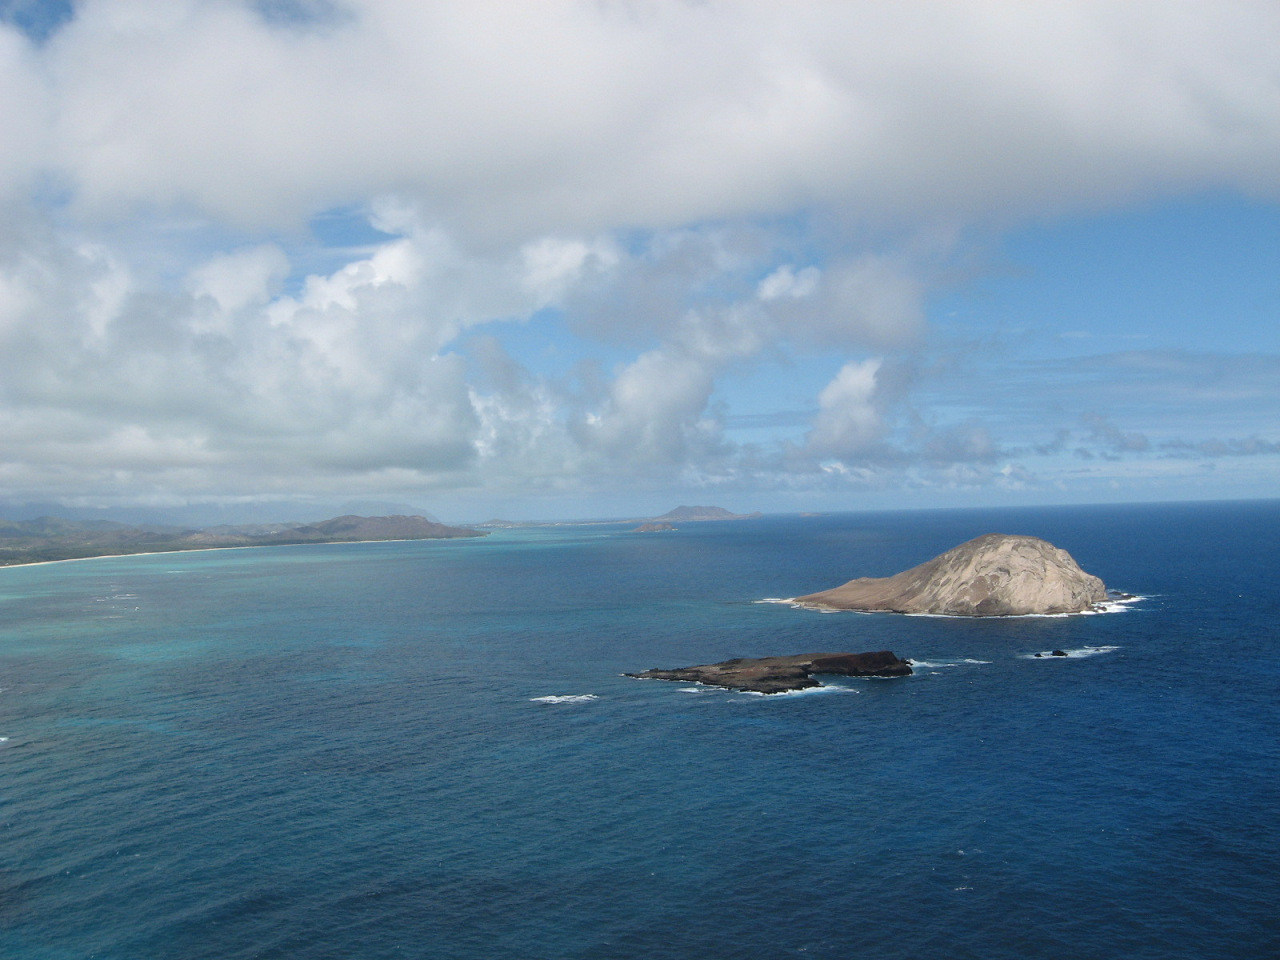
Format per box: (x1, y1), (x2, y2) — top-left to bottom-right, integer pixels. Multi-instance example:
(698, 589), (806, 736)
(1, 0), (1278, 516)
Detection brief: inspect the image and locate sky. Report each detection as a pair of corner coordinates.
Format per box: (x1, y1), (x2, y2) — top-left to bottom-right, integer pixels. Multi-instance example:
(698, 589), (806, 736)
(0, 0), (1277, 523)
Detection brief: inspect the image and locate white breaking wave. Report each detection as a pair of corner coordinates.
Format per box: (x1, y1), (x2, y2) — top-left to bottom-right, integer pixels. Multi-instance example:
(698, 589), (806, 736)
(673, 682), (857, 697)
(530, 694), (599, 704)
(908, 658), (991, 670)
(739, 683), (859, 697)
(753, 597), (849, 614)
(1081, 594), (1148, 615)
(1022, 646), (1120, 660)
(759, 596), (1147, 618)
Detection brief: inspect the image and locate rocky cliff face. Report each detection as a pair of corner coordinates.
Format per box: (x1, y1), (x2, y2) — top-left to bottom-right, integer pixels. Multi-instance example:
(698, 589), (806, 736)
(796, 533), (1107, 616)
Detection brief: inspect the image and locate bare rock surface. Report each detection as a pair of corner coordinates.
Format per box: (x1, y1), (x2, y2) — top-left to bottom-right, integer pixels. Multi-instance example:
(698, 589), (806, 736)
(796, 533), (1107, 617)
(627, 651), (912, 694)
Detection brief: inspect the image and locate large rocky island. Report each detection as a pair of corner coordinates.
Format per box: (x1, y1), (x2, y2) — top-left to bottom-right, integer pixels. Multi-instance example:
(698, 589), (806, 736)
(796, 533), (1107, 616)
(628, 651), (912, 694)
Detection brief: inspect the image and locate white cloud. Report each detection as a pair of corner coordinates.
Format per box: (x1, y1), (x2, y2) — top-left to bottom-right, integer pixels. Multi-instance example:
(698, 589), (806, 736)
(187, 244), (289, 316)
(520, 235), (620, 305)
(773, 255), (927, 350)
(0, 216), (553, 501)
(15, 1), (1276, 238)
(806, 359), (885, 457)
(0, 26), (46, 205)
(576, 347), (722, 468)
(0, 2), (1278, 512)
(757, 265), (820, 302)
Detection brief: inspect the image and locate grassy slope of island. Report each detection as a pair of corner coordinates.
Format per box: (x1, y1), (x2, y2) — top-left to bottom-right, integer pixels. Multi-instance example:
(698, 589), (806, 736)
(0, 515), (485, 567)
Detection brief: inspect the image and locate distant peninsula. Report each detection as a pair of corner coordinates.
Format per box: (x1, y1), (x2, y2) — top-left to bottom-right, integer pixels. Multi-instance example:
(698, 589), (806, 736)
(651, 505), (760, 522)
(628, 651), (912, 694)
(0, 514), (485, 567)
(795, 533), (1108, 617)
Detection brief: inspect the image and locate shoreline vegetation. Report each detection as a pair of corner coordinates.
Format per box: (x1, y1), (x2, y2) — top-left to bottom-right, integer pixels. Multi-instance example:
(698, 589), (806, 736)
(0, 515), (486, 569)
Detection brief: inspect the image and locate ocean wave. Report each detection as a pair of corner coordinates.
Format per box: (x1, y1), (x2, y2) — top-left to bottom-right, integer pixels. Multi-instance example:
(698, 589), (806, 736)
(739, 683), (860, 697)
(754, 598), (853, 614)
(907, 658), (991, 670)
(530, 694), (599, 704)
(1081, 594), (1148, 615)
(1022, 646), (1120, 660)
(672, 681), (858, 697)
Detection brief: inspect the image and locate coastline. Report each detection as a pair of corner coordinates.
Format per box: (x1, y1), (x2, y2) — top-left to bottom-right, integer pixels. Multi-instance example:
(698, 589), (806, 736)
(0, 535), (488, 572)
(758, 594), (1146, 617)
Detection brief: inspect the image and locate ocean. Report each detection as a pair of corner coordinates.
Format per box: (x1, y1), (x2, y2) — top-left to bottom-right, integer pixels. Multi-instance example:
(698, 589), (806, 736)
(1, 500), (1277, 959)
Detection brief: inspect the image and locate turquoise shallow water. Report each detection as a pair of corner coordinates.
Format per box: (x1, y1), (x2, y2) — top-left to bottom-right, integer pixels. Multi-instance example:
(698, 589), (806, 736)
(1, 501), (1278, 959)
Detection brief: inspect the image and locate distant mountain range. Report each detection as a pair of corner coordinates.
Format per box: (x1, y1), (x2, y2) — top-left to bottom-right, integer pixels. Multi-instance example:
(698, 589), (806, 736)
(0, 515), (484, 567)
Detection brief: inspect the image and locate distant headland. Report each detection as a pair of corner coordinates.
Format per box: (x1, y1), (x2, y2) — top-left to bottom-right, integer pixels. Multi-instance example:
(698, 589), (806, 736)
(0, 515), (485, 567)
(650, 505), (761, 522)
(795, 533), (1110, 617)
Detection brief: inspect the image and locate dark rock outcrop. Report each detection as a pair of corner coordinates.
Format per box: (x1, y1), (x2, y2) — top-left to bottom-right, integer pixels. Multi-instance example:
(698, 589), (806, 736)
(795, 533), (1107, 617)
(627, 651), (912, 694)
(633, 522), (676, 533)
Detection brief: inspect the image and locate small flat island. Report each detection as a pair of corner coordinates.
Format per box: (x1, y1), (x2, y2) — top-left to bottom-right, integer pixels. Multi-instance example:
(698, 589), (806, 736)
(628, 651), (912, 694)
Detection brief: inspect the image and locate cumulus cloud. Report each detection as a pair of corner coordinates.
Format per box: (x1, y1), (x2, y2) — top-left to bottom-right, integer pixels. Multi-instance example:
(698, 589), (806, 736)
(187, 244), (289, 317)
(0, 1), (1278, 512)
(11, 0), (1274, 239)
(0, 211), (554, 502)
(806, 359), (886, 457)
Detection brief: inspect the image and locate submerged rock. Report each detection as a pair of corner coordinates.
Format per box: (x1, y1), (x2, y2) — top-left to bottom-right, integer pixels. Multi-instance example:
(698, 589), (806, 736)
(627, 651), (912, 694)
(795, 533), (1107, 617)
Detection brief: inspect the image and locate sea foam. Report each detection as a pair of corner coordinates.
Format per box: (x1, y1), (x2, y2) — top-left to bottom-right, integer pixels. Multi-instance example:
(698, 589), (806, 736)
(1022, 646), (1120, 660)
(762, 596), (1146, 618)
(530, 694), (599, 704)
(908, 658), (991, 670)
(739, 683), (859, 698)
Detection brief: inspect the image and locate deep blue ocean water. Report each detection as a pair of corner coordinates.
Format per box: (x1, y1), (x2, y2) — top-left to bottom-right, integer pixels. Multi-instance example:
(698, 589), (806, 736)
(1, 500), (1277, 960)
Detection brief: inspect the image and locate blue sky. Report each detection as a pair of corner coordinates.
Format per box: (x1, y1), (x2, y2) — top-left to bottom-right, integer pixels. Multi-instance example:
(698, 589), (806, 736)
(0, 2), (1277, 522)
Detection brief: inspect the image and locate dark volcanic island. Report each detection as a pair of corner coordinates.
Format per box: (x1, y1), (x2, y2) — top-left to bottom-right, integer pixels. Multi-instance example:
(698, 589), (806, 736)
(627, 651), (912, 694)
(796, 533), (1108, 617)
